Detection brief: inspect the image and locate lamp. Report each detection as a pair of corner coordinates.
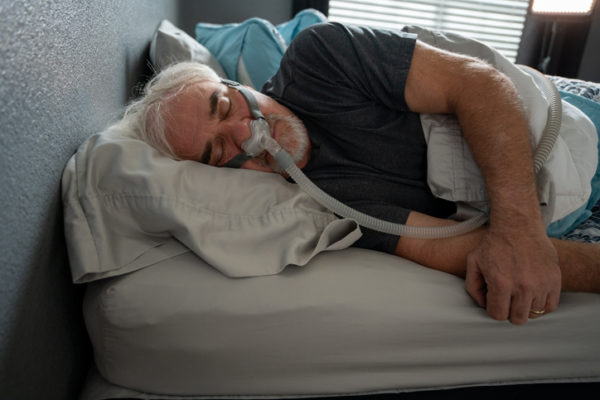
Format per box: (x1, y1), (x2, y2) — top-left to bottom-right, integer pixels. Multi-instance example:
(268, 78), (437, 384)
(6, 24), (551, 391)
(529, 0), (596, 73)
(530, 0), (596, 16)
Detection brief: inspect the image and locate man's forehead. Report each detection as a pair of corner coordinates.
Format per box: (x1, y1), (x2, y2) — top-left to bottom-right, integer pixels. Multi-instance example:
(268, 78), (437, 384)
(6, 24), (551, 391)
(166, 82), (218, 157)
(170, 81), (217, 116)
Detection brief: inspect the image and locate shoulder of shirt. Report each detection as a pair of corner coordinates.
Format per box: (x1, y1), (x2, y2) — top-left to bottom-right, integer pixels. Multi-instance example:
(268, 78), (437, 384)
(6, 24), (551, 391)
(292, 21), (415, 46)
(291, 21), (344, 43)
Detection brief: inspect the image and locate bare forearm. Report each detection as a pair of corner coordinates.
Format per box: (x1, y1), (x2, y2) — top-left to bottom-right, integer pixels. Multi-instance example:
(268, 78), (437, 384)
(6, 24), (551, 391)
(404, 42), (562, 324)
(552, 238), (600, 292)
(395, 212), (600, 293)
(395, 212), (483, 278)
(451, 65), (543, 232)
(405, 42), (544, 231)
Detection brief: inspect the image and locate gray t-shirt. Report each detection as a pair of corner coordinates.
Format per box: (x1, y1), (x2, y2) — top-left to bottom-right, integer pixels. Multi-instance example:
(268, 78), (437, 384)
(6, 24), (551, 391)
(262, 22), (455, 253)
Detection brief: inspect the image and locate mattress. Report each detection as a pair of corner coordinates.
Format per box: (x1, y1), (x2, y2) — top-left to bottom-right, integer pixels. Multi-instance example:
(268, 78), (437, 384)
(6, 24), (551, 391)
(79, 248), (600, 399)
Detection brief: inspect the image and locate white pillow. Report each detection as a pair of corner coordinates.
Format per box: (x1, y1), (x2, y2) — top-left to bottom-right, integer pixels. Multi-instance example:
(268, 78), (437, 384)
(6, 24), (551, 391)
(62, 127), (360, 283)
(149, 19), (227, 77)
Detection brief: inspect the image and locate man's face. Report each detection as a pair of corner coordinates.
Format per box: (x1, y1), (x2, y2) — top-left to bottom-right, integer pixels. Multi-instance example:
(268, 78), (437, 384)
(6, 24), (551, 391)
(166, 80), (310, 173)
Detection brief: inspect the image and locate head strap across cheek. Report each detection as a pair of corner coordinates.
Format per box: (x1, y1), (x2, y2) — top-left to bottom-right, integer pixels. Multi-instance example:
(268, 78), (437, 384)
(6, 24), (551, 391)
(222, 153), (253, 169)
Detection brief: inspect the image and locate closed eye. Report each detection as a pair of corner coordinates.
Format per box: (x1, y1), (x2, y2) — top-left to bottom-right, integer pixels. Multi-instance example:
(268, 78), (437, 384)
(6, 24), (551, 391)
(221, 96), (232, 120)
(209, 90), (232, 121)
(213, 135), (226, 166)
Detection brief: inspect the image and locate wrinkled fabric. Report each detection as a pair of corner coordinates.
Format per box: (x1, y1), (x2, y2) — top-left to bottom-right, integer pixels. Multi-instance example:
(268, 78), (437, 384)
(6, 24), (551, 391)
(195, 10), (326, 89)
(406, 26), (598, 230)
(62, 127), (360, 283)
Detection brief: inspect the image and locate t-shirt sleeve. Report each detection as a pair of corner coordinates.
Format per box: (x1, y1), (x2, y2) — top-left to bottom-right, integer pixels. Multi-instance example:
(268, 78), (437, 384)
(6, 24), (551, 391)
(263, 22), (417, 112)
(342, 200), (410, 254)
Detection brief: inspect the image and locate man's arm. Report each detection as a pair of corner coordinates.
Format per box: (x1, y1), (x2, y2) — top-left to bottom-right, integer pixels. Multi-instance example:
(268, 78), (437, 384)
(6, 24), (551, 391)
(402, 40), (561, 325)
(395, 212), (600, 296)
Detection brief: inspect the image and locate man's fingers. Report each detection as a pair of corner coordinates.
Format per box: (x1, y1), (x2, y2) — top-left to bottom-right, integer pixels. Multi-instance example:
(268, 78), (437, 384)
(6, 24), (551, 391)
(464, 233), (562, 325)
(528, 296), (548, 320)
(465, 265), (487, 308)
(485, 279), (511, 321)
(545, 287), (561, 313)
(510, 292), (534, 325)
(530, 271), (561, 320)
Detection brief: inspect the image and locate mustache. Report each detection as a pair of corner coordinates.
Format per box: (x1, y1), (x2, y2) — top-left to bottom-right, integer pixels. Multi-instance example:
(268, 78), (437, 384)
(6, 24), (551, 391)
(249, 113), (308, 175)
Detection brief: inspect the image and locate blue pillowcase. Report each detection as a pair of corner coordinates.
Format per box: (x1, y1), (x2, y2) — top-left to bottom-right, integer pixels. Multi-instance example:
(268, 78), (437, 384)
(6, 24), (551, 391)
(195, 9), (326, 89)
(547, 92), (600, 237)
(276, 8), (329, 44)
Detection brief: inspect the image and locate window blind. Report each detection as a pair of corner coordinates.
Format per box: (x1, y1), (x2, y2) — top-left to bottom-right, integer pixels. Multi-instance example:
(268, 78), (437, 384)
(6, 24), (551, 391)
(328, 0), (530, 61)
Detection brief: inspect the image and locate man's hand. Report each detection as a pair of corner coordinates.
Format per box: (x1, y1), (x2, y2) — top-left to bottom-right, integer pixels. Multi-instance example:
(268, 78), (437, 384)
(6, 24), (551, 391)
(396, 212), (562, 325)
(465, 229), (561, 325)
(403, 41), (564, 324)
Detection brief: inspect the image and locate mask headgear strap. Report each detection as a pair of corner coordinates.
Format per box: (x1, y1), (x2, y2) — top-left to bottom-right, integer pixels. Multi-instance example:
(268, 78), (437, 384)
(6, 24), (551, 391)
(221, 79), (266, 120)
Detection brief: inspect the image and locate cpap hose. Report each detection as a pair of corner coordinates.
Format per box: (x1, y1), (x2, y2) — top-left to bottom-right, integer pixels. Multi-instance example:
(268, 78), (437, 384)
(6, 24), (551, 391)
(224, 69), (562, 239)
(260, 135), (489, 238)
(519, 66), (563, 174)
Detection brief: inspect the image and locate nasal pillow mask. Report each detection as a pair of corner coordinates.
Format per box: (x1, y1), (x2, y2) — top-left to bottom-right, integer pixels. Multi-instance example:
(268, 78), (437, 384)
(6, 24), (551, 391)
(219, 71), (561, 239)
(220, 79), (278, 168)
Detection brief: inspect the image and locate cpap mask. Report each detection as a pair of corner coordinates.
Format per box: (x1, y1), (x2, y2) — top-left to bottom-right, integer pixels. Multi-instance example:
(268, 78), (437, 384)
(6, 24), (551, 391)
(219, 70), (561, 239)
(221, 79), (280, 169)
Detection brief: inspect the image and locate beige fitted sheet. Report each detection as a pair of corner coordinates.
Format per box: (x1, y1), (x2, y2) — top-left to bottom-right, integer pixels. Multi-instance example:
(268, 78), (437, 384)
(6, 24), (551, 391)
(81, 248), (600, 398)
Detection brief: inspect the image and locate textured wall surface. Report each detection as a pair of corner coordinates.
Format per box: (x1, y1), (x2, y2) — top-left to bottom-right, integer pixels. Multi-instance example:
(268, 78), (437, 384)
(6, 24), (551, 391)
(0, 1), (177, 399)
(0, 1), (294, 398)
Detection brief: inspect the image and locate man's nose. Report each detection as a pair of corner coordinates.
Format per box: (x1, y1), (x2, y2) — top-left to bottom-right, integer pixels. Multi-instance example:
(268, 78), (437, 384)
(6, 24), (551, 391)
(225, 88), (258, 148)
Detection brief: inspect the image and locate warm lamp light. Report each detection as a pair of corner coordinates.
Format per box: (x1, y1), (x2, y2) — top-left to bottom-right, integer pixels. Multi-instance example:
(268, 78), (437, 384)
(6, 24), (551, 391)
(530, 0), (596, 15)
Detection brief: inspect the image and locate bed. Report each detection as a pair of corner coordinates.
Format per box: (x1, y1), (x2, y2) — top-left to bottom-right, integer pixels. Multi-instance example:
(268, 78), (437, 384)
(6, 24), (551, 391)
(6, 3), (596, 399)
(62, 14), (600, 400)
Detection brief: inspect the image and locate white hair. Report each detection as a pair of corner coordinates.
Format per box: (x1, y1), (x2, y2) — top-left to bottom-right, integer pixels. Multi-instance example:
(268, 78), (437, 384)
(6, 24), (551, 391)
(119, 62), (220, 159)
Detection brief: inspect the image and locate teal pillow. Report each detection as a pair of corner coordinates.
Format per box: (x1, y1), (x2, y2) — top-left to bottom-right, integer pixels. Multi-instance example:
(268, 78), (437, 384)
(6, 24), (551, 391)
(547, 91), (600, 237)
(195, 9), (326, 89)
(196, 17), (286, 89)
(276, 8), (327, 44)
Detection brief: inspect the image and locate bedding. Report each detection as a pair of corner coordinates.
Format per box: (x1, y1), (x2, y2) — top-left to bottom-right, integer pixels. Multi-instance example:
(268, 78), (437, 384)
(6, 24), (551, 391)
(551, 90), (600, 239)
(73, 15), (600, 400)
(194, 9), (326, 88)
(404, 26), (598, 233)
(552, 76), (600, 103)
(150, 19), (227, 77)
(80, 249), (600, 398)
(558, 88), (600, 242)
(148, 11), (326, 89)
(79, 75), (600, 400)
(61, 126), (360, 283)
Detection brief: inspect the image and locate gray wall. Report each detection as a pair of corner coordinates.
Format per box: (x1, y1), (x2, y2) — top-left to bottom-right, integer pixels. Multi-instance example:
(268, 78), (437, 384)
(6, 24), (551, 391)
(0, 1), (178, 399)
(0, 1), (294, 398)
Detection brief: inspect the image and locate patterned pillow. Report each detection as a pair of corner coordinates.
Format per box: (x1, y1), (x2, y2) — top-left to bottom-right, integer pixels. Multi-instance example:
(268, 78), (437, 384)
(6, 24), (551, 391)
(551, 76), (600, 103)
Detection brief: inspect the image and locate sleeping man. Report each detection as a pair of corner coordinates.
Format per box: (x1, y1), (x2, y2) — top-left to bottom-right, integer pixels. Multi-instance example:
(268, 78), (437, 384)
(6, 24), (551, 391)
(126, 22), (600, 325)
